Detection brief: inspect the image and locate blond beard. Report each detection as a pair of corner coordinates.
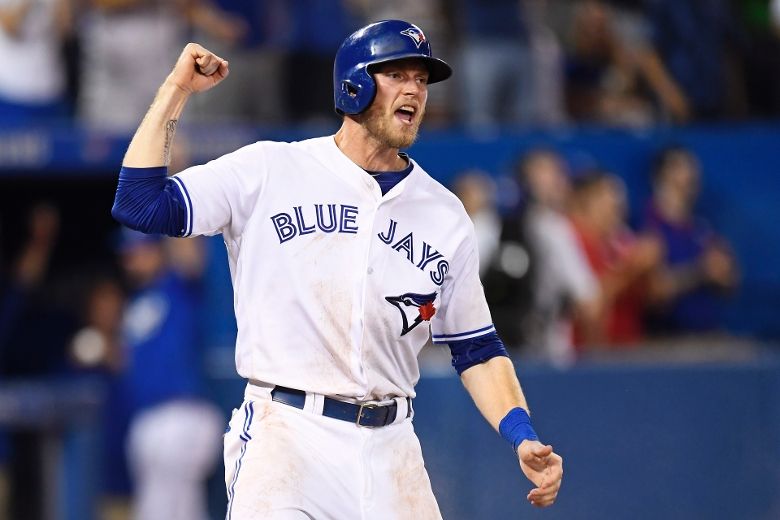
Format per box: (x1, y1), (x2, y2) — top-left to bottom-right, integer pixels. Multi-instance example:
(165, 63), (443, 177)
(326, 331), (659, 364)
(360, 103), (424, 149)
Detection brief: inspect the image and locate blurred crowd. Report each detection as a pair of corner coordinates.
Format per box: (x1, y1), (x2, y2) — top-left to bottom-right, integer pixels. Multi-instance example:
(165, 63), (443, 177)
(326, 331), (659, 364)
(2, 0), (780, 131)
(454, 145), (739, 367)
(0, 156), (222, 518)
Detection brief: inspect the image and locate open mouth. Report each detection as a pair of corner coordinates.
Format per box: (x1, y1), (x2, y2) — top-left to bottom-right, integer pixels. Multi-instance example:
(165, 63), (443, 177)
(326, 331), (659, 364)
(395, 105), (416, 125)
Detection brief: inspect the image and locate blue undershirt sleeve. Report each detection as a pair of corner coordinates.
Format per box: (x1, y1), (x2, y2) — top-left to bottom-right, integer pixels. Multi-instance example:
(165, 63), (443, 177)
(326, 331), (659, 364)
(447, 331), (509, 375)
(111, 167), (188, 236)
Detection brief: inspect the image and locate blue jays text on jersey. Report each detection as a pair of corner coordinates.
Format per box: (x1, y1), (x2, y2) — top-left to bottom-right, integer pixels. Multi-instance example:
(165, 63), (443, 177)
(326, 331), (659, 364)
(270, 203), (359, 243)
(271, 204), (450, 287)
(377, 218), (449, 286)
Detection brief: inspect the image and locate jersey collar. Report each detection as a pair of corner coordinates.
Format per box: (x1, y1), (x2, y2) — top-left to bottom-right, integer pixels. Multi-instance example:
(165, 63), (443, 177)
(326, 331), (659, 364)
(322, 135), (420, 202)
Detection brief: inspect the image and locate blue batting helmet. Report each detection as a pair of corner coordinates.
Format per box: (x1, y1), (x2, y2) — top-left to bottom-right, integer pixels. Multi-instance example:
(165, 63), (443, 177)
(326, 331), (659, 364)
(333, 20), (452, 115)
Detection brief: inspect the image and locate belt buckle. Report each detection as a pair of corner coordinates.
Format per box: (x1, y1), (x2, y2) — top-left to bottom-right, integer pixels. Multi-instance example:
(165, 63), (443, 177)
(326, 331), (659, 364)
(356, 402), (380, 428)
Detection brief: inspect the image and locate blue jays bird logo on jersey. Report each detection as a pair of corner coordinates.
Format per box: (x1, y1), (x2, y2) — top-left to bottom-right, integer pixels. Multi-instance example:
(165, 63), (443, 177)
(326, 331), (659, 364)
(400, 27), (427, 48)
(386, 292), (436, 336)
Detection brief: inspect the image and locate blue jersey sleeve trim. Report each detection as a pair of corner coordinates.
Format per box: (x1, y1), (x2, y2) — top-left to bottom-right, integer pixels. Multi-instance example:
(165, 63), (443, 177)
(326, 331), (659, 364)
(111, 166), (188, 237)
(432, 324), (496, 343)
(169, 176), (193, 237)
(446, 331), (509, 375)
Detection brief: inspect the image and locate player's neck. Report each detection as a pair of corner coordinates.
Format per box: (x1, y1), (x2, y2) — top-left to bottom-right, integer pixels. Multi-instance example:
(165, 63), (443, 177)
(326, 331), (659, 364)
(334, 122), (407, 172)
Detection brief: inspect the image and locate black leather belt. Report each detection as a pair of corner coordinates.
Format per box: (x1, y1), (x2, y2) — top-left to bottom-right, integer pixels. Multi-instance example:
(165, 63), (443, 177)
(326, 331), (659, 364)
(269, 385), (411, 428)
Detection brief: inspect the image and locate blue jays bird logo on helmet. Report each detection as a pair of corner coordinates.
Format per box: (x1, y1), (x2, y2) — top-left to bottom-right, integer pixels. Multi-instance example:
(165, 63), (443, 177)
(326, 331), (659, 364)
(400, 27), (427, 48)
(386, 292), (437, 336)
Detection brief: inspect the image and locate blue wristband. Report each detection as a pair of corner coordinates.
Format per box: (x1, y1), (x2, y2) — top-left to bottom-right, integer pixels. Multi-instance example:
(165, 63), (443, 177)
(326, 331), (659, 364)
(499, 407), (539, 453)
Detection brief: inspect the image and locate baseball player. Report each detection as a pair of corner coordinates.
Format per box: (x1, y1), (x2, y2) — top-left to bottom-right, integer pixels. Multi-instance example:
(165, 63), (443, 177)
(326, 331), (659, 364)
(111, 20), (563, 519)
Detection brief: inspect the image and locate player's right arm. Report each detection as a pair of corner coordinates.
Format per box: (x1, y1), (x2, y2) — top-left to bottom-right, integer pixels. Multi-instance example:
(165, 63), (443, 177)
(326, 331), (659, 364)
(123, 43), (228, 168)
(112, 44), (236, 237)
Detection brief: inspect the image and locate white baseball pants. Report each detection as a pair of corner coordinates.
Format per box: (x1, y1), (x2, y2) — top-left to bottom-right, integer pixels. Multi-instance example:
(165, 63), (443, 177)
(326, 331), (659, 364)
(223, 383), (442, 520)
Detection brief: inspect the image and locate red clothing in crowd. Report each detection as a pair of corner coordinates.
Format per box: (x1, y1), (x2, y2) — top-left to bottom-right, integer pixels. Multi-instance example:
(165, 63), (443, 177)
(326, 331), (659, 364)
(572, 223), (648, 348)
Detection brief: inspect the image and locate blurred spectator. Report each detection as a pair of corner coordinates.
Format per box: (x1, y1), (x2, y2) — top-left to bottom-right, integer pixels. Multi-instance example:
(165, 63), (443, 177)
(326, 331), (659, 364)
(67, 274), (131, 513)
(78, 0), (242, 131)
(452, 170), (501, 275)
(285, 0), (360, 124)
(78, 0), (185, 131)
(642, 146), (739, 335)
(189, 0), (288, 124)
(350, 0), (447, 39)
(0, 0), (73, 123)
(565, 0), (690, 126)
(0, 204), (71, 520)
(649, 0), (746, 121)
(0, 203), (65, 376)
(69, 276), (124, 372)
(455, 0), (532, 128)
(480, 192), (534, 350)
(739, 0), (780, 117)
(116, 230), (222, 520)
(518, 150), (600, 365)
(569, 171), (662, 348)
(523, 0), (566, 126)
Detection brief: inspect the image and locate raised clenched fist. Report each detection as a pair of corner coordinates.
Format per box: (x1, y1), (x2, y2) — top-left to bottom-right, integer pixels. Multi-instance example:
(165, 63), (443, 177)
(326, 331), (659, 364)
(166, 43), (230, 95)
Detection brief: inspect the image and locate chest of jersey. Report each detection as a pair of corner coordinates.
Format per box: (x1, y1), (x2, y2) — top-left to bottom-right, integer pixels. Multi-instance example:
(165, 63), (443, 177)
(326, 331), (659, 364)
(243, 155), (457, 300)
(234, 154), (458, 355)
(194, 138), (482, 399)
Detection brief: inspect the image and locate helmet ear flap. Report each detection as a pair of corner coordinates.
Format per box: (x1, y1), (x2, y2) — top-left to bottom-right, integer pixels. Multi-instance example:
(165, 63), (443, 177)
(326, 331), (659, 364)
(337, 71), (375, 114)
(342, 80), (360, 99)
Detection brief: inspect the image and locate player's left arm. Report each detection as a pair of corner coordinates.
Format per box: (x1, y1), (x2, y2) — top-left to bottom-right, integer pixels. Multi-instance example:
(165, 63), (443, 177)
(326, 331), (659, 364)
(434, 214), (562, 507)
(460, 356), (563, 508)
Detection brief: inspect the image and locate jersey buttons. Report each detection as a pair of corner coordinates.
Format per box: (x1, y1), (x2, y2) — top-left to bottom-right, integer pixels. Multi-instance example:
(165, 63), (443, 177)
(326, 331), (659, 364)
(367, 267), (374, 274)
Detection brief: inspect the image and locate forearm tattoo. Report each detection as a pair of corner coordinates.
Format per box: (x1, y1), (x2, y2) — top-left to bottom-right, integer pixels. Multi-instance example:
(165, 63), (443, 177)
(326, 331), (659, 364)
(163, 119), (178, 166)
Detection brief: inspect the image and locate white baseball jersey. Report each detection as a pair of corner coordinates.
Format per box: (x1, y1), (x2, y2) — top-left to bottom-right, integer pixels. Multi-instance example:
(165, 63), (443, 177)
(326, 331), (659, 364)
(171, 135), (494, 400)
